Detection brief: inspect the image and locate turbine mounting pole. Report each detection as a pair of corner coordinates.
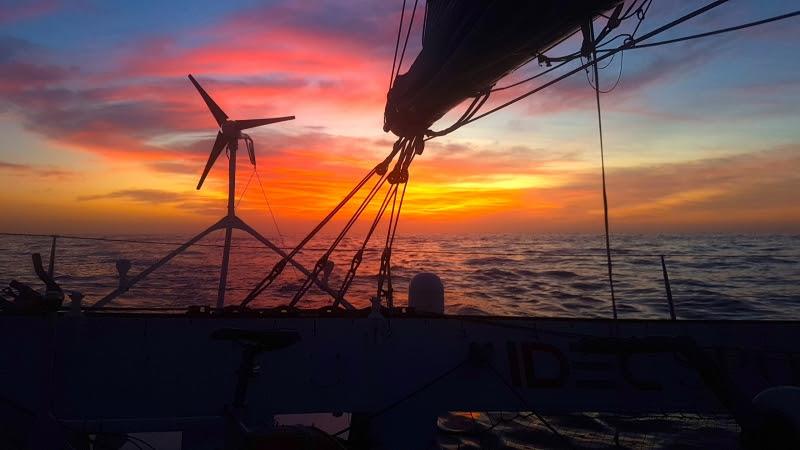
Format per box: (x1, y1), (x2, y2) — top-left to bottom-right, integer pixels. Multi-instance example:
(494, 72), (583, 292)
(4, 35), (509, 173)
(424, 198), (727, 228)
(217, 138), (237, 308)
(228, 141), (237, 217)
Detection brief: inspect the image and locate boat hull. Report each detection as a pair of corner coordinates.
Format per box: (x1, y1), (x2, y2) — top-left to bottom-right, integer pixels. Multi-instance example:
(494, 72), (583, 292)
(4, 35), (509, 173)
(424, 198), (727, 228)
(1, 313), (798, 447)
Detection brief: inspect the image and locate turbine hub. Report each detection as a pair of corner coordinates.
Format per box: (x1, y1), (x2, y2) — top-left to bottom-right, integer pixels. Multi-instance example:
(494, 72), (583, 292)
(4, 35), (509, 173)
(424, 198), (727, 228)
(221, 120), (239, 136)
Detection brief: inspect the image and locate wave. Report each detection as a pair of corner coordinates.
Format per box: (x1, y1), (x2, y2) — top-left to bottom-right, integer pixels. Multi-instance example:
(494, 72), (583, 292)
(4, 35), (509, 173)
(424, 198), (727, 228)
(2, 233), (798, 319)
(541, 270), (580, 279)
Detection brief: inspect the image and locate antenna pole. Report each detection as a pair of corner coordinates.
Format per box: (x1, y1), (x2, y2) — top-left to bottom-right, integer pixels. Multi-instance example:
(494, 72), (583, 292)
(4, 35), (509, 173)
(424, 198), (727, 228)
(217, 142), (237, 308)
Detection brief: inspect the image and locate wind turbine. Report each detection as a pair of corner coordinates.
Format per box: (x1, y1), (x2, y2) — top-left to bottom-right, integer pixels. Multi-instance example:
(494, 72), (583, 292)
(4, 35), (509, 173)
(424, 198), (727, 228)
(188, 74), (294, 191)
(94, 75), (352, 310)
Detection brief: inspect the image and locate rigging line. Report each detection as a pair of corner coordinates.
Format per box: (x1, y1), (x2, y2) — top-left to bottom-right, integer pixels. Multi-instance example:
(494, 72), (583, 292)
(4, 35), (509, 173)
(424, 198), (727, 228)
(286, 166), (378, 255)
(396, 0), (419, 79)
(455, 0), (731, 129)
(592, 5), (624, 45)
(597, 32), (635, 50)
(602, 0), (645, 21)
(253, 168), (298, 277)
(583, 48), (625, 94)
(510, 3), (623, 67)
(377, 152), (414, 305)
(389, 0), (407, 90)
(621, 0), (727, 44)
(427, 91), (491, 137)
(242, 167), (378, 305)
(450, 94), (483, 126)
(289, 171), (393, 306)
(377, 181), (400, 302)
(388, 168), (411, 250)
(253, 169), (285, 245)
(364, 181), (401, 255)
(282, 166), (376, 256)
(523, 10), (606, 67)
(597, 51), (616, 70)
(464, 91), (491, 122)
(631, 0), (654, 38)
(326, 166), (392, 255)
(383, 168), (402, 250)
(623, 0), (649, 21)
(487, 363), (573, 449)
(382, 149), (415, 252)
(591, 26), (618, 321)
(611, 9), (800, 51)
(335, 183), (400, 304)
(287, 147), (406, 307)
(593, 0), (648, 57)
(235, 167), (255, 210)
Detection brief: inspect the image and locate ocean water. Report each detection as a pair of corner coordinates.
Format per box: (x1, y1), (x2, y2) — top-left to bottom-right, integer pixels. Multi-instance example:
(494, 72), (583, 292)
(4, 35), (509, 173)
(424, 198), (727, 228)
(0, 232), (798, 320)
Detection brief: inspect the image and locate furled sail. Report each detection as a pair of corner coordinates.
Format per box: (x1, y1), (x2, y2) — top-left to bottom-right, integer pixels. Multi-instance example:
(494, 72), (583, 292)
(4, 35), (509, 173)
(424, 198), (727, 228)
(384, 0), (620, 139)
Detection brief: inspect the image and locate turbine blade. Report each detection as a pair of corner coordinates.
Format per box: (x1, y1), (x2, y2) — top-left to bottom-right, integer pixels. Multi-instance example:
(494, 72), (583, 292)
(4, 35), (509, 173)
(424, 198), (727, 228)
(197, 131), (226, 190)
(235, 116), (295, 130)
(188, 74), (228, 127)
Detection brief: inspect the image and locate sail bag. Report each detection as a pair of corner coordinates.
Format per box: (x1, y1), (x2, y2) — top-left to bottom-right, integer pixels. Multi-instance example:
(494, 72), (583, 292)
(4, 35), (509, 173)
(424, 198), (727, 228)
(384, 0), (619, 138)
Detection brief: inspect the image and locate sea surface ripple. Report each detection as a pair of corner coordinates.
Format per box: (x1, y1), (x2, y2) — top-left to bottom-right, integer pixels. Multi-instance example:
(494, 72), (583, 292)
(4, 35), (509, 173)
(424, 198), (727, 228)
(1, 233), (798, 320)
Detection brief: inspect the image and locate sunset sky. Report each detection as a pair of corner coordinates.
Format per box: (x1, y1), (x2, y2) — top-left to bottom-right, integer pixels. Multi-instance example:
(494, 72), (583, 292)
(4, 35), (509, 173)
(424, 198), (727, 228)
(1, 0), (798, 236)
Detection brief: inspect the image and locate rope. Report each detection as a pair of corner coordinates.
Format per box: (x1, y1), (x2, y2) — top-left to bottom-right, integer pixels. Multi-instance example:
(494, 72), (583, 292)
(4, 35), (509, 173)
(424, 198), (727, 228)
(235, 168), (255, 209)
(290, 138), (418, 307)
(438, 0), (732, 133)
(590, 27), (618, 320)
(288, 169), (393, 307)
(583, 49), (624, 94)
(243, 139), (418, 307)
(487, 363), (574, 448)
(491, 59), (571, 92)
(578, 4), (637, 94)
(389, 174), (409, 250)
(427, 91), (490, 137)
(492, 0), (651, 96)
(628, 0), (653, 40)
(253, 169), (285, 245)
(389, 0), (407, 90)
(395, 0), (419, 80)
(241, 166), (379, 306)
(615, 9), (800, 51)
(376, 147), (416, 306)
(601, 0), (646, 21)
(335, 182), (401, 306)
